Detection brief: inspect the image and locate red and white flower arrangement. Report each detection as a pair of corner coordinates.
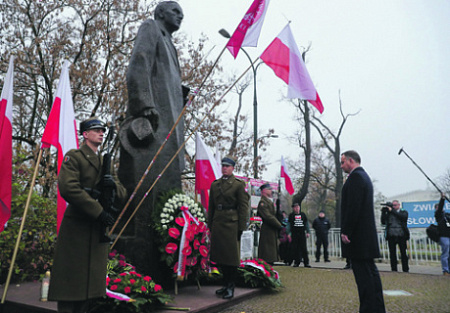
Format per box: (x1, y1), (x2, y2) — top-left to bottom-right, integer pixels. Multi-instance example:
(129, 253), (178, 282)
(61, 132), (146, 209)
(90, 250), (172, 313)
(237, 258), (282, 289)
(153, 193), (211, 281)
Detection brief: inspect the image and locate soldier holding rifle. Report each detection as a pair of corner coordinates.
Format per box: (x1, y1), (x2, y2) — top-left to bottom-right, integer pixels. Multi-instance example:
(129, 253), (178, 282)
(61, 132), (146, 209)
(49, 117), (127, 313)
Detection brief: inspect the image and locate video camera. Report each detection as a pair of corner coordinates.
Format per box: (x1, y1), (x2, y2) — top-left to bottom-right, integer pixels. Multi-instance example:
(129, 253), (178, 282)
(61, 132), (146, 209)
(380, 202), (393, 212)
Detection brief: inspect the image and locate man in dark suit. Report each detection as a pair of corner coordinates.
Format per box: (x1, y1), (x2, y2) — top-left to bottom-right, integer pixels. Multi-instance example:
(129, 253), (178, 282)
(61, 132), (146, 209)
(209, 156), (249, 299)
(340, 150), (385, 313)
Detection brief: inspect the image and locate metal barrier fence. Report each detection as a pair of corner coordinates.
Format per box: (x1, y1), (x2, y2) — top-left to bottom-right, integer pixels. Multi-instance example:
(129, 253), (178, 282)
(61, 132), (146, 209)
(306, 228), (442, 265)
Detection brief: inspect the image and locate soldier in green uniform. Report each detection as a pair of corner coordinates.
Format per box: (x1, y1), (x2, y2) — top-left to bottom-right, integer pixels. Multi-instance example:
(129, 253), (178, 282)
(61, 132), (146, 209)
(257, 183), (282, 265)
(49, 117), (127, 313)
(208, 157), (249, 299)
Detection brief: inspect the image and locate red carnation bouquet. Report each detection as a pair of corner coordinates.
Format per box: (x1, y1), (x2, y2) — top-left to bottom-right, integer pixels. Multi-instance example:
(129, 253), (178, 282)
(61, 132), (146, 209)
(90, 250), (172, 313)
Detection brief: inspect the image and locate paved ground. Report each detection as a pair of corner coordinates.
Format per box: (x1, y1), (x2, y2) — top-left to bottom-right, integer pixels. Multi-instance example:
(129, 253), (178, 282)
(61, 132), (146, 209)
(1, 260), (448, 313)
(218, 260), (450, 313)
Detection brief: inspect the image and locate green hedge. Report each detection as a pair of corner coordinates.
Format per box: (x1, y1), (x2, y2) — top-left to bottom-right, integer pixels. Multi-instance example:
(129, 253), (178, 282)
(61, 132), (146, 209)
(0, 182), (57, 284)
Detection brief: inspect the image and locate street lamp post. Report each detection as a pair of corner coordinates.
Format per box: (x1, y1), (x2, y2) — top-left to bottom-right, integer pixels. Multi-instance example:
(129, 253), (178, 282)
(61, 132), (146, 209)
(219, 28), (262, 178)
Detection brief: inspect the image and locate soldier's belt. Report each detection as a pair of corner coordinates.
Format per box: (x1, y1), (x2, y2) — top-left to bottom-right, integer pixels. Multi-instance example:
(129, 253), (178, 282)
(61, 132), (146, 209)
(217, 204), (236, 211)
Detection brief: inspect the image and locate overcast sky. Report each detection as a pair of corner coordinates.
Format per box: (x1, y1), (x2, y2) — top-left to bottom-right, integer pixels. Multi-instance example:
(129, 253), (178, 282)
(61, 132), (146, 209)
(175, 0), (450, 198)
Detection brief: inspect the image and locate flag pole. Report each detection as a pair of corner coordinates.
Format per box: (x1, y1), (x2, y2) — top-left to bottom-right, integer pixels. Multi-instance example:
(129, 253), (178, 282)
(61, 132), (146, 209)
(1, 148), (43, 306)
(108, 46), (228, 236)
(111, 59), (258, 249)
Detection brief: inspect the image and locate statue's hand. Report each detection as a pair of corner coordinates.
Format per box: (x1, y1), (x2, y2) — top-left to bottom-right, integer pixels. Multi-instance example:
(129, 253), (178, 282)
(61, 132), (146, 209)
(142, 108), (159, 131)
(126, 116), (155, 147)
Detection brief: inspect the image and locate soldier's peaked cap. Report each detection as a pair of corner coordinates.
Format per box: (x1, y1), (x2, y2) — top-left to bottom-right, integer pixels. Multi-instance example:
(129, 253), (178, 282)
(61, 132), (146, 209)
(79, 117), (106, 134)
(260, 183), (272, 191)
(221, 156), (236, 167)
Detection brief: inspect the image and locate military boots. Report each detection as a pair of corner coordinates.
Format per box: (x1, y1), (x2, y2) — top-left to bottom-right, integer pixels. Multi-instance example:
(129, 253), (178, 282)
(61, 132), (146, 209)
(222, 282), (235, 299)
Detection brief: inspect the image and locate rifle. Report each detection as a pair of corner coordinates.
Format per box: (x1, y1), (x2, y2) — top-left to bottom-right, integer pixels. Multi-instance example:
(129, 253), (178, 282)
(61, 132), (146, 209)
(276, 179), (283, 223)
(275, 179), (285, 241)
(99, 117), (118, 242)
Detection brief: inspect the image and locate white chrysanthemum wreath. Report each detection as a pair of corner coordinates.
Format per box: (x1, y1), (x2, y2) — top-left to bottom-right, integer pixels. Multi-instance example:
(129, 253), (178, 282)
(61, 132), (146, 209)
(153, 192), (210, 281)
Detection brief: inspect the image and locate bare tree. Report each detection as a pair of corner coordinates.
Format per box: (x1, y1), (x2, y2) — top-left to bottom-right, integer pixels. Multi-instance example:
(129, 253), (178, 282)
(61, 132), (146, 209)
(308, 143), (336, 215)
(182, 65), (275, 179)
(287, 48), (314, 207)
(1, 0), (157, 197)
(0, 1), (235, 199)
(228, 76), (252, 155)
(438, 168), (450, 195)
(309, 91), (360, 227)
(292, 98), (312, 206)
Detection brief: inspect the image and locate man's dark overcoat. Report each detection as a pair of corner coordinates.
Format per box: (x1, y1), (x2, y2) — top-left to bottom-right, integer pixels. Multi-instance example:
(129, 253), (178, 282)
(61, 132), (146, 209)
(341, 167), (380, 259)
(257, 196), (281, 263)
(49, 144), (127, 301)
(208, 175), (249, 266)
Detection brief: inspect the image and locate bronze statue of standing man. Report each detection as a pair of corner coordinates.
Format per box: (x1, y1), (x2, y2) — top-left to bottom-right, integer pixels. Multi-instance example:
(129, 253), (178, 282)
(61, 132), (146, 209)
(117, 1), (188, 285)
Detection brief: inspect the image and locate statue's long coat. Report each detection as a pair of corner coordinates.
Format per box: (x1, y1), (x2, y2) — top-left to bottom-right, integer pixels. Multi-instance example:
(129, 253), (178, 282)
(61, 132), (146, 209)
(120, 19), (184, 192)
(116, 17), (186, 286)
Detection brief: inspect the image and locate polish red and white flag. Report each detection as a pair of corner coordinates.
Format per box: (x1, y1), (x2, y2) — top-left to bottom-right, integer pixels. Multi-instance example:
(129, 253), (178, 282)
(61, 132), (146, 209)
(0, 57), (14, 233)
(195, 133), (221, 210)
(226, 0), (270, 58)
(41, 60), (79, 233)
(281, 156), (294, 195)
(260, 24), (324, 113)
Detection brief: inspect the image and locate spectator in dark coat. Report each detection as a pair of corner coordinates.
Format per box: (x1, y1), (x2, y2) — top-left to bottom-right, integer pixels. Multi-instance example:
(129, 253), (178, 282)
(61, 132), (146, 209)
(340, 150), (385, 313)
(313, 211), (331, 262)
(278, 211), (291, 265)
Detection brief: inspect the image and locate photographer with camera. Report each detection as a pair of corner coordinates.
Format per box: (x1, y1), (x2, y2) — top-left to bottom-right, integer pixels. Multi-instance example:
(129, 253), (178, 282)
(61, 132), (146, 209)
(381, 200), (410, 272)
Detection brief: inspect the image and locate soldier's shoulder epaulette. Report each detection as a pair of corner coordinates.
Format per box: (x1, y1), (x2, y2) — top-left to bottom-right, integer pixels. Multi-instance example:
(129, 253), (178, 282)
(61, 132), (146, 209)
(68, 148), (81, 155)
(235, 177), (245, 183)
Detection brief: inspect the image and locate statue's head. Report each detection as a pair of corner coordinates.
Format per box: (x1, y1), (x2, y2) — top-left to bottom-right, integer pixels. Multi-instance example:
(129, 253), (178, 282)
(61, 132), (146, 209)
(155, 1), (183, 34)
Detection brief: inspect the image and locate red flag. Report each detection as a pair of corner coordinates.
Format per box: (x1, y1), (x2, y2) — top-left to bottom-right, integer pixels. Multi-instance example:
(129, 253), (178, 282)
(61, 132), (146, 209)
(0, 57), (14, 233)
(281, 156), (294, 195)
(226, 0), (270, 58)
(260, 24), (324, 113)
(41, 60), (79, 233)
(195, 133), (221, 210)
